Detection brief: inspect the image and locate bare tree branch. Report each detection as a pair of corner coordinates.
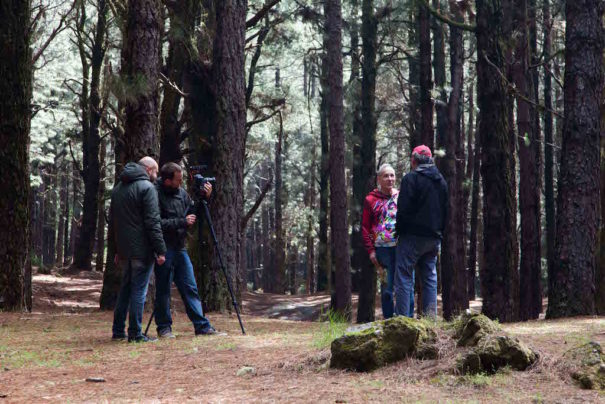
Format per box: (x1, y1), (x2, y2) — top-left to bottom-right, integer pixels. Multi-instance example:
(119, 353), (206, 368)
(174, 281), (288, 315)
(32, 0), (78, 66)
(247, 0), (281, 29)
(241, 172), (273, 230)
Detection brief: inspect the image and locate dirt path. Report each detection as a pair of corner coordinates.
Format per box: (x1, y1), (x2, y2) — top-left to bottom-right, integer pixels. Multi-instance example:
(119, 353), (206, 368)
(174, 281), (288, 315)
(0, 272), (602, 403)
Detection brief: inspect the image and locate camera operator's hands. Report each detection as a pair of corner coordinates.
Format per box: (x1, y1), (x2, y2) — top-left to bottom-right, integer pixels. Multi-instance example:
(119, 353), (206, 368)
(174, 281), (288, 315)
(186, 214), (197, 226)
(156, 255), (166, 266)
(201, 183), (213, 199)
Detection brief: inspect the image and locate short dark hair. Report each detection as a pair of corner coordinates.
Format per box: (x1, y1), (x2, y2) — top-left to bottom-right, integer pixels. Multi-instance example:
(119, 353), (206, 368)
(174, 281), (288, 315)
(160, 162), (182, 180)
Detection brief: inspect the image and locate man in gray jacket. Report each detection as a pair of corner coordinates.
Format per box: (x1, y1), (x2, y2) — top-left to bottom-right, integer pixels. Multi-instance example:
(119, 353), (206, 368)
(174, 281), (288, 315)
(111, 157), (166, 342)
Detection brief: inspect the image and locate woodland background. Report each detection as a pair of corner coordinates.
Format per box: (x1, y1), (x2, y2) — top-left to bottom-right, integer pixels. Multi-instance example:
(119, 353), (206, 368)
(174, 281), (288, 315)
(0, 0), (603, 325)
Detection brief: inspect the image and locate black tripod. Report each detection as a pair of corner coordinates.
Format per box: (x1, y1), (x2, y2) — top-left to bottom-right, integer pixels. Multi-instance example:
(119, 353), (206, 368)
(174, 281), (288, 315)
(144, 200), (245, 336)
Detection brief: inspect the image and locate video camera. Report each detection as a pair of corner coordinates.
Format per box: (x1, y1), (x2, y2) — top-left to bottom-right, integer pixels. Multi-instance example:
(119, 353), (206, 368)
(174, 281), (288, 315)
(189, 165), (216, 195)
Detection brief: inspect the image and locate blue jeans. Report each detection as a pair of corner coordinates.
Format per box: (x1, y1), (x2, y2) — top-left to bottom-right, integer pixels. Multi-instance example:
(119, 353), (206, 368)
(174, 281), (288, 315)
(394, 234), (440, 318)
(375, 247), (414, 318)
(154, 249), (211, 333)
(112, 258), (154, 339)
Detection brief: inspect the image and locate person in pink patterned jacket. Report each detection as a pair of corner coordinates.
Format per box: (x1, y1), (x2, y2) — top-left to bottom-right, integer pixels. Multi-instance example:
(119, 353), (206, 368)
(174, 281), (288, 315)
(362, 164), (414, 318)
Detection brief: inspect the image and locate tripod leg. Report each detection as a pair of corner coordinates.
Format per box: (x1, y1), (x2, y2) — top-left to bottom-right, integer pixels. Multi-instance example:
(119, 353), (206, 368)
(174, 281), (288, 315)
(201, 200), (246, 335)
(143, 310), (155, 337)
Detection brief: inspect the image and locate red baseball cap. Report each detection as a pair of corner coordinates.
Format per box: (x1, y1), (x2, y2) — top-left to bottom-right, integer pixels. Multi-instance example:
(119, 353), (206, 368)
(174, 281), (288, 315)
(412, 145), (432, 158)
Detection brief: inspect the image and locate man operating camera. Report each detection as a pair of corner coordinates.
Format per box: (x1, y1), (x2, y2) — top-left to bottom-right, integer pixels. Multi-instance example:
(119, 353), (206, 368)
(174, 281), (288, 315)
(153, 162), (222, 337)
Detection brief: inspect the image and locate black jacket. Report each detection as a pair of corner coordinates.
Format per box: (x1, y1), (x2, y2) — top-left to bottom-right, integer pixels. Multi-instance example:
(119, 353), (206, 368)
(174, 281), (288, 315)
(156, 180), (196, 250)
(395, 164), (448, 239)
(110, 162), (166, 260)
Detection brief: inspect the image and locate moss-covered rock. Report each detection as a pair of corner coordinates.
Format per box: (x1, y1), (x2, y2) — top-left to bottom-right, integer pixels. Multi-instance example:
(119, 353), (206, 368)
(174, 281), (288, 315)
(456, 313), (500, 347)
(330, 316), (435, 372)
(564, 342), (605, 390)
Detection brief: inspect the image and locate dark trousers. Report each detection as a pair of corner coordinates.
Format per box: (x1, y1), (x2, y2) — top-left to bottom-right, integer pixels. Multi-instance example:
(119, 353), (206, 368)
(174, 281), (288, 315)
(112, 258), (154, 339)
(154, 248), (211, 333)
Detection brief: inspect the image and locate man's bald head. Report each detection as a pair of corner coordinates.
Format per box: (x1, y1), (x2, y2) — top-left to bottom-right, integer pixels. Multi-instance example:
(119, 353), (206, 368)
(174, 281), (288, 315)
(138, 156), (159, 182)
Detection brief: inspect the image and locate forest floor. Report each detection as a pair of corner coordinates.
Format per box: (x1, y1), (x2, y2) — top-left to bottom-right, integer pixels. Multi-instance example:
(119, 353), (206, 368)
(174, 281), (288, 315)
(0, 271), (603, 403)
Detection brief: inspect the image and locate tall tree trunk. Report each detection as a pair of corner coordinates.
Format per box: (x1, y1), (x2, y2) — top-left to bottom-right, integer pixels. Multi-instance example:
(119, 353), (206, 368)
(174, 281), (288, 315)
(95, 138), (107, 272)
(56, 165), (68, 267)
(159, 1), (199, 166)
(316, 56), (331, 292)
(42, 166), (57, 272)
(306, 148), (317, 294)
(432, 0), (447, 162)
(465, 84), (475, 297)
(418, 1), (433, 149)
(274, 114), (286, 294)
(123, 0), (162, 159)
(547, 0), (603, 318)
(349, 0), (363, 295)
(325, 0), (352, 319)
(441, 1), (467, 320)
(476, 0), (520, 322)
(598, 122), (605, 314)
(355, 0), (378, 324)
(73, 0), (107, 271)
(513, 0), (542, 321)
(468, 119), (481, 299)
(0, 0), (32, 311)
(288, 244), (298, 295)
(542, 0), (556, 307)
(407, 4), (421, 152)
(261, 201), (272, 292)
(68, 161), (82, 264)
(207, 0), (247, 310)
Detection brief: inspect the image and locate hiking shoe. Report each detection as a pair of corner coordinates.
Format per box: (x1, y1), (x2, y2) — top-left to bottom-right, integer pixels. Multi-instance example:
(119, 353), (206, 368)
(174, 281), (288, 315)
(112, 334), (127, 341)
(195, 327), (227, 336)
(158, 328), (175, 339)
(128, 335), (157, 343)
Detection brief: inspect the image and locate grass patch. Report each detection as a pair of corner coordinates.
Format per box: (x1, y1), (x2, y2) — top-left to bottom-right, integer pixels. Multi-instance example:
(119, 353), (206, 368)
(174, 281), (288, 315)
(128, 350), (142, 359)
(311, 309), (350, 349)
(214, 341), (238, 351)
(458, 372), (492, 388)
(0, 347), (63, 369)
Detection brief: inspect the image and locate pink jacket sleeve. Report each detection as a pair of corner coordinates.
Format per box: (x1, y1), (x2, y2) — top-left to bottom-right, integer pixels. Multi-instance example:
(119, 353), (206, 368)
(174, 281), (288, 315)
(361, 196), (375, 255)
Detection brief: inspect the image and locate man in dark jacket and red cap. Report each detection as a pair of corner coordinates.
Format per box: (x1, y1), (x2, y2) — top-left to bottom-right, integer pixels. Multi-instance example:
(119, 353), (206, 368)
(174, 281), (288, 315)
(395, 145), (448, 318)
(111, 157), (167, 342)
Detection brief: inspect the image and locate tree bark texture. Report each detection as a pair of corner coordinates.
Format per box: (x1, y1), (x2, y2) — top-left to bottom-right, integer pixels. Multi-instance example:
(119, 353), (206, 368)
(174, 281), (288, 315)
(355, 0), (378, 324)
(476, 0), (520, 322)
(95, 138), (107, 272)
(123, 0), (162, 160)
(441, 1), (468, 320)
(547, 0), (604, 318)
(0, 0), (32, 311)
(159, 0), (200, 166)
(316, 54), (331, 292)
(42, 166), (57, 272)
(542, 0), (556, 305)
(418, 1), (434, 150)
(207, 0), (248, 310)
(432, 0), (447, 161)
(513, 0), (542, 321)
(325, 0), (352, 319)
(56, 166), (68, 267)
(73, 0), (107, 271)
(274, 114), (286, 294)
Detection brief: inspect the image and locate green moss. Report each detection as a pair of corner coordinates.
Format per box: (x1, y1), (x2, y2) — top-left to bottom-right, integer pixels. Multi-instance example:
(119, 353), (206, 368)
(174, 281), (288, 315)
(565, 342), (605, 390)
(457, 314), (500, 347)
(330, 317), (437, 372)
